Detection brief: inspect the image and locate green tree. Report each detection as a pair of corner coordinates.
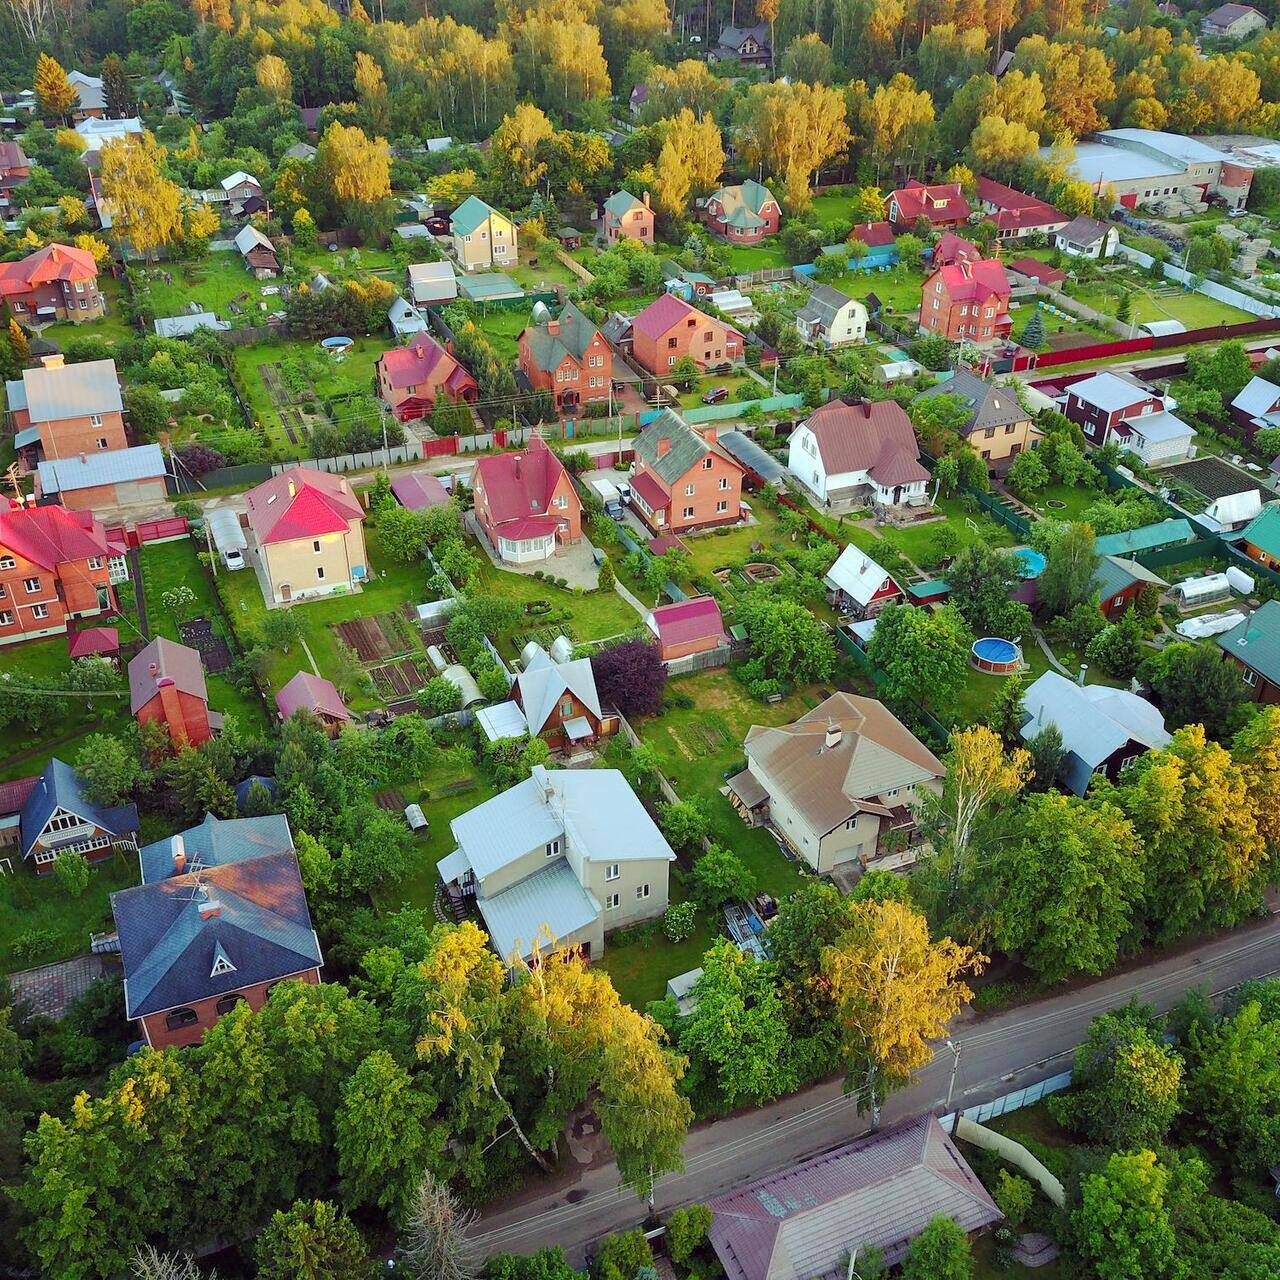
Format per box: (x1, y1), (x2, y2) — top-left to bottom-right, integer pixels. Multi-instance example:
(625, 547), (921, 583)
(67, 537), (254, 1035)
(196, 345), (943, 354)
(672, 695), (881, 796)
(75, 732), (144, 806)
(255, 1200), (372, 1280)
(1138, 642), (1251, 742)
(377, 504), (431, 562)
(1006, 447), (1050, 496)
(993, 1171), (1034, 1226)
(1019, 307), (1046, 350)
(986, 673), (1026, 745)
(666, 1205), (712, 1265)
(418, 676), (463, 719)
(52, 850), (91, 898)
(945, 543), (1023, 637)
(865, 603), (971, 715)
(1086, 607), (1144, 680)
(261, 609), (303, 652)
(900, 1215), (972, 1280)
(690, 845), (756, 911)
(101, 53), (134, 118)
(766, 881), (849, 1025)
(737, 591), (835, 683)
(658, 798), (709, 851)
(1038, 522), (1097, 619)
(1075, 1151), (1177, 1280)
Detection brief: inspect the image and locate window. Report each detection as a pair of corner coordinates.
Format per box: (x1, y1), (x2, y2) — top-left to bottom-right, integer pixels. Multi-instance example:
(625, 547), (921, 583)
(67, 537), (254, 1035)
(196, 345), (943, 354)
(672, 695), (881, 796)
(683, 506), (694, 518)
(96, 437), (108, 449)
(668, 337), (678, 349)
(545, 838), (561, 857)
(702, 457), (712, 469)
(0, 556), (12, 569)
(316, 567), (325, 581)
(716, 500), (728, 513)
(685, 484), (695, 496)
(23, 576), (40, 593)
(165, 1007), (199, 1031)
(313, 540), (322, 553)
(559, 696), (573, 716)
(668, 356), (676, 366)
(215, 994), (244, 1015)
(846, 816), (859, 829)
(90, 413), (102, 427)
(635, 883), (650, 900)
(1243, 666), (1258, 687)
(0, 612), (12, 626)
(605, 863), (620, 881)
(605, 892), (620, 910)
(33, 603), (50, 620)
(719, 477), (729, 490)
(885, 788), (899, 799)
(87, 557), (103, 570)
(984, 427), (995, 439)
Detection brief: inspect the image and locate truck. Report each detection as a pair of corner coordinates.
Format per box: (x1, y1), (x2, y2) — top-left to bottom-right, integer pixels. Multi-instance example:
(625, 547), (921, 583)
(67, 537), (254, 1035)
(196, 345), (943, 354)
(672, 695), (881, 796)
(588, 477), (624, 520)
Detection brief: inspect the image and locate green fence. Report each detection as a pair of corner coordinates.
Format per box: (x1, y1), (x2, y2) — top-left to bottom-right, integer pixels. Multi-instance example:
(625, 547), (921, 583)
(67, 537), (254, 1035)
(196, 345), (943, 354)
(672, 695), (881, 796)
(684, 393), (806, 424)
(969, 488), (1032, 539)
(1135, 537), (1224, 571)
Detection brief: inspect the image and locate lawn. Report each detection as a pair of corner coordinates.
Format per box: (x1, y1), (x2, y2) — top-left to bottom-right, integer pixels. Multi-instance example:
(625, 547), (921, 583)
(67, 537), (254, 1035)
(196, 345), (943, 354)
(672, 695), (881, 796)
(598, 670), (822, 1006)
(1069, 277), (1252, 330)
(129, 252), (280, 329)
(1022, 482), (1100, 522)
(947, 635), (1052, 728)
(676, 370), (764, 410)
(806, 191), (855, 225)
(0, 845), (138, 977)
(136, 539), (269, 732)
(849, 263), (928, 318)
(40, 277), (136, 350)
(722, 241), (792, 273)
(877, 495), (1018, 569)
(472, 306), (533, 363)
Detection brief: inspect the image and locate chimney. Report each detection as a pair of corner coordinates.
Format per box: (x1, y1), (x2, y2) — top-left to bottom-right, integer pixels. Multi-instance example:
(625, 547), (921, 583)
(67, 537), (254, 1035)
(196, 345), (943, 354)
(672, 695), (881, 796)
(1077, 663), (1088, 687)
(198, 898), (222, 920)
(40, 353), (64, 370)
(287, 479), (296, 499)
(861, 399), (872, 419)
(824, 723), (842, 749)
(642, 191), (651, 209)
(339, 478), (348, 494)
(702, 424), (717, 444)
(171, 834), (186, 874)
(514, 453), (522, 478)
(148, 661), (158, 677)
(547, 319), (560, 336)
(657, 437), (671, 457)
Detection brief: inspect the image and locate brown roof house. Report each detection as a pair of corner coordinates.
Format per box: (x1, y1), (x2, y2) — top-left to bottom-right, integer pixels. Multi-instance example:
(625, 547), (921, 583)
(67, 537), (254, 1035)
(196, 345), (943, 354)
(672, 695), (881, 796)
(915, 369), (1040, 477)
(129, 637), (221, 750)
(708, 1115), (1001, 1280)
(727, 691), (944, 875)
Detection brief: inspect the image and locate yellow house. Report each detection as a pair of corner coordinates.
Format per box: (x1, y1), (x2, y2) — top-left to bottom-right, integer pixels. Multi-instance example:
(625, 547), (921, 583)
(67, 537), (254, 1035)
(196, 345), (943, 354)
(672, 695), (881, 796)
(450, 195), (518, 272)
(244, 467), (367, 605)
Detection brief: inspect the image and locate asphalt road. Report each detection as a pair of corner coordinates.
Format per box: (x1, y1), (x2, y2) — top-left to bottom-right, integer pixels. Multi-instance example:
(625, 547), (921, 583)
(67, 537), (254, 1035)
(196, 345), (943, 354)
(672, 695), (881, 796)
(471, 914), (1280, 1262)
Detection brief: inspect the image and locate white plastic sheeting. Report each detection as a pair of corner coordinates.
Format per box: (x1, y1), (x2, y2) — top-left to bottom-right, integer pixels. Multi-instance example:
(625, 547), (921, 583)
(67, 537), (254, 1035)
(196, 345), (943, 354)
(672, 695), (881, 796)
(1176, 609), (1247, 639)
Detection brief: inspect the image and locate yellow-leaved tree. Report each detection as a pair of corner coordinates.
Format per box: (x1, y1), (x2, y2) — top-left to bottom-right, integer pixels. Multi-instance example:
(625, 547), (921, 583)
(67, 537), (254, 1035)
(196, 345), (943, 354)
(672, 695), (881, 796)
(316, 122), (391, 210)
(354, 51), (389, 133)
(34, 53), (77, 122)
(734, 81), (850, 210)
(653, 109), (725, 218)
(490, 103), (556, 191)
(73, 234), (112, 267)
(98, 132), (184, 260)
(255, 54), (293, 102)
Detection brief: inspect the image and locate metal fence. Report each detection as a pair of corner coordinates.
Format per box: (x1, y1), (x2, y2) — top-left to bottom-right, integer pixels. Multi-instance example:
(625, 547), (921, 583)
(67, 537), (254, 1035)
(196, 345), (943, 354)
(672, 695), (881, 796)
(968, 488), (1032, 539)
(941, 1070), (1073, 1130)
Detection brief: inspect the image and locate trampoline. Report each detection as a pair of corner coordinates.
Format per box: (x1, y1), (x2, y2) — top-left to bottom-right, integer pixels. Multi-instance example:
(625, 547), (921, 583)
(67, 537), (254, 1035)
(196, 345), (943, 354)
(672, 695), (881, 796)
(971, 636), (1021, 674)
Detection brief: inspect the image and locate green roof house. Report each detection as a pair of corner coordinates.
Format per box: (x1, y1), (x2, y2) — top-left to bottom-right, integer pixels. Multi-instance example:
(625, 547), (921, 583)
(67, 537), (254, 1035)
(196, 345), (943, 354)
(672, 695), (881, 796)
(602, 189), (654, 244)
(703, 179), (781, 245)
(1241, 503), (1280, 572)
(451, 195), (517, 272)
(518, 301), (613, 410)
(1217, 599), (1280, 703)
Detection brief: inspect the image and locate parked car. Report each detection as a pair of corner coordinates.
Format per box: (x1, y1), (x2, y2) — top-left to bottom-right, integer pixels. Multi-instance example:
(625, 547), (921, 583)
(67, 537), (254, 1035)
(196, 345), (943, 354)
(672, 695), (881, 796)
(702, 386), (729, 404)
(223, 548), (245, 571)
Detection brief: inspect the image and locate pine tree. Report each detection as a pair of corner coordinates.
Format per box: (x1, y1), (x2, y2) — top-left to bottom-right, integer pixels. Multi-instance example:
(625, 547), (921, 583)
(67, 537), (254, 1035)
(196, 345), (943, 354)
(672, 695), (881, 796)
(8, 317), (29, 364)
(1020, 307), (1046, 350)
(34, 54), (77, 122)
(1116, 291), (1132, 325)
(101, 54), (133, 118)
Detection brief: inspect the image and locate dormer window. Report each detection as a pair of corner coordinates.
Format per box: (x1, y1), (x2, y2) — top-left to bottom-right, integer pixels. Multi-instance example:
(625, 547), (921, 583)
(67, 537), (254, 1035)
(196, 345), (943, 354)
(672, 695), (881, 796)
(545, 838), (561, 857)
(210, 943), (236, 978)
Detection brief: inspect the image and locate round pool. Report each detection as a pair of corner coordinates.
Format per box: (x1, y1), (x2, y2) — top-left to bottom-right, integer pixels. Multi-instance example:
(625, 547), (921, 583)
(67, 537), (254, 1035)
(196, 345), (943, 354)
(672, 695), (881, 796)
(1015, 548), (1046, 579)
(971, 636), (1021, 674)
(321, 335), (353, 360)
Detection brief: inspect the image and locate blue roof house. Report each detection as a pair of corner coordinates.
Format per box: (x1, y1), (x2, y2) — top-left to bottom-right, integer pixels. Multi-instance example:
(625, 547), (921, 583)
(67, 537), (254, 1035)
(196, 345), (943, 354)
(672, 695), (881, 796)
(20, 756), (138, 872)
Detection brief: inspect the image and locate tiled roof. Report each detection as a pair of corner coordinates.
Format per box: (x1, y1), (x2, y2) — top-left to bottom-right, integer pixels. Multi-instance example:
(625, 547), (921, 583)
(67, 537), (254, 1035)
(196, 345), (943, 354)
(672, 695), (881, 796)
(932, 257), (1011, 304)
(891, 179), (971, 224)
(0, 140), (28, 169)
(38, 443), (166, 495)
(20, 357), (122, 423)
(391, 472), (450, 510)
(378, 332), (475, 394)
(275, 671), (351, 723)
(632, 292), (701, 341)
(647, 596), (726, 648)
(20, 757), (137, 859)
(629, 468), (669, 512)
(800, 398), (929, 488)
(521, 302), (602, 374)
(634, 410), (730, 486)
(138, 812), (294, 885)
(0, 502), (110, 569)
(245, 467), (363, 545)
(113, 850), (321, 1018)
(916, 369), (1028, 436)
(934, 232), (980, 265)
(848, 221), (895, 248)
(128, 637), (208, 714)
(474, 435), (571, 533)
(0, 243), (97, 295)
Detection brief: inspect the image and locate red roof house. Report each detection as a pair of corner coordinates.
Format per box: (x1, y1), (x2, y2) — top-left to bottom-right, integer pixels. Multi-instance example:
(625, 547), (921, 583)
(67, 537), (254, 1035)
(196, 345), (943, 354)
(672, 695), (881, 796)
(472, 434), (582, 563)
(630, 294), (744, 377)
(920, 257), (1012, 345)
(376, 333), (478, 422)
(887, 180), (971, 231)
(68, 626), (119, 660)
(1007, 257), (1067, 286)
(129, 637), (221, 750)
(276, 671), (352, 735)
(931, 232), (981, 267)
(391, 473), (451, 511)
(0, 139), (31, 211)
(974, 177), (1067, 238)
(645, 596), (728, 661)
(0, 242), (103, 322)
(848, 220), (895, 248)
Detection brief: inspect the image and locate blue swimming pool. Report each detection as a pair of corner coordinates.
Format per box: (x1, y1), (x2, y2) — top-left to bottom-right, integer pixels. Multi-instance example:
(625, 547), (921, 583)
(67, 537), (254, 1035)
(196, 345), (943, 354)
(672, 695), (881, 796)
(971, 637), (1021, 674)
(1015, 548), (1046, 578)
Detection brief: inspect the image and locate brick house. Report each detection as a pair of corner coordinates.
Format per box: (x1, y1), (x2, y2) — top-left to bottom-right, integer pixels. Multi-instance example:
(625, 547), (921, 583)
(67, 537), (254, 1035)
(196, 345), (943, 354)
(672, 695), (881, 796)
(887, 180), (971, 231)
(35, 444), (169, 512)
(472, 434), (582, 563)
(129, 637), (221, 749)
(375, 332), (478, 422)
(0, 140), (31, 212)
(974, 176), (1067, 239)
(1062, 370), (1168, 446)
(112, 814), (323, 1048)
(0, 501), (118, 645)
(7, 354), (126, 462)
(630, 411), (745, 535)
(602, 190), (655, 244)
(0, 242), (103, 323)
(919, 257), (1012, 345)
(630, 294), (743, 377)
(518, 302), (612, 411)
(20, 756), (138, 873)
(703, 180), (781, 244)
(645, 596), (728, 661)
(931, 232), (981, 268)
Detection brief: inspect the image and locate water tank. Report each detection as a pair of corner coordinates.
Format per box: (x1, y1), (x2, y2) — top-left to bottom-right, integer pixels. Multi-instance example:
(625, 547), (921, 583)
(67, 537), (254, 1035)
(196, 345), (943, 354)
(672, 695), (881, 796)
(1227, 566), (1256, 596)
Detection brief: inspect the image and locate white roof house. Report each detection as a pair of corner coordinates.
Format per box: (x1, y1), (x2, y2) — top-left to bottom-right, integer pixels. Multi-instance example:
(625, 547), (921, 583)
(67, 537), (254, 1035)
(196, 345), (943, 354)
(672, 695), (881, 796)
(234, 224), (274, 257)
(824, 544), (899, 608)
(517, 644), (601, 735)
(1019, 671), (1170, 796)
(75, 116), (142, 151)
(68, 70), (105, 112)
(220, 171), (261, 193)
(17, 357), (122, 423)
(154, 311), (231, 338)
(1114, 408), (1194, 464)
(1232, 376), (1280, 429)
(388, 295), (428, 338)
(408, 260), (459, 306)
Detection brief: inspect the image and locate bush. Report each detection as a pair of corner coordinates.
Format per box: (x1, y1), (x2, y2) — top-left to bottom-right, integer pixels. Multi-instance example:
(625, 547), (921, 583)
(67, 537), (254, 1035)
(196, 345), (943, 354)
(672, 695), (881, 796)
(52, 851), (91, 898)
(666, 1204), (712, 1265)
(691, 845), (756, 911)
(663, 900), (697, 942)
(12, 927), (58, 964)
(993, 1170), (1034, 1227)
(592, 1229), (653, 1280)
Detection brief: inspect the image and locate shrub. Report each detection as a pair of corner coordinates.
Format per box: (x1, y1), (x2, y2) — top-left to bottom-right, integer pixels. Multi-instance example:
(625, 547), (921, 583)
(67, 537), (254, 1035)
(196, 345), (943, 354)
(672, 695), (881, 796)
(993, 1170), (1034, 1227)
(52, 851), (91, 898)
(666, 1204), (713, 1264)
(12, 927), (58, 964)
(592, 1230), (653, 1280)
(663, 901), (697, 943)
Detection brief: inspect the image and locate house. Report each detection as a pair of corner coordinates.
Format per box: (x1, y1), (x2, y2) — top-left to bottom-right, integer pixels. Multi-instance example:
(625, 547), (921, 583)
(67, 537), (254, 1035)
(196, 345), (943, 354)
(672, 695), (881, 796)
(518, 301), (612, 411)
(822, 544), (904, 618)
(472, 434), (581, 562)
(1239, 503), (1280, 572)
(1112, 406), (1195, 464)
(727, 691), (944, 874)
(233, 224), (279, 278)
(19, 756), (138, 873)
(457, 272), (522, 303)
(1019, 671), (1171, 795)
(68, 626), (118, 660)
(919, 256), (1012, 345)
(1095, 518), (1193, 558)
(0, 776), (37, 850)
(847, 221), (899, 269)
(703, 180), (781, 245)
(712, 22), (772, 65)
(602, 190), (655, 244)
(275, 671), (352, 735)
(974, 176), (1067, 239)
(915, 369), (1038, 477)
(629, 294), (743, 377)
(887, 179), (971, 231)
(630, 412), (745, 534)
(931, 232), (981, 267)
(244, 467), (367, 604)
(1054, 216), (1119, 260)
(74, 115), (142, 156)
(437, 765), (675, 962)
(483, 640), (615, 751)
(1202, 2), (1267, 38)
(220, 170), (263, 211)
(376, 332), (478, 422)
(112, 815), (322, 1047)
(450, 195), (517, 271)
(789, 398), (930, 509)
(1006, 257), (1067, 286)
(283, 141), (317, 162)
(407, 260), (458, 307)
(1063, 370), (1171, 447)
(129, 637), (220, 749)
(67, 70), (105, 120)
(708, 1116), (1001, 1280)
(36, 444), (168, 512)
(628, 83), (648, 117)
(387, 296), (428, 339)
(645, 596), (728, 662)
(795, 286), (867, 349)
(1094, 555), (1168, 619)
(391, 473), (450, 511)
(0, 139), (30, 211)
(1231, 375), (1280, 437)
(0, 242), (103, 323)
(1218, 601), (1280, 703)
(7, 354), (125, 461)
(0, 501), (117, 645)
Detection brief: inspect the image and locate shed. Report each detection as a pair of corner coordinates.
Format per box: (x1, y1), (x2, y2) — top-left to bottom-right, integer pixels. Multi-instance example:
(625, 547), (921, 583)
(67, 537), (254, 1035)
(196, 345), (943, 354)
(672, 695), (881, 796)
(476, 699), (530, 742)
(392, 472), (451, 511)
(68, 626), (119, 660)
(207, 508), (247, 556)
(1140, 318), (1187, 338)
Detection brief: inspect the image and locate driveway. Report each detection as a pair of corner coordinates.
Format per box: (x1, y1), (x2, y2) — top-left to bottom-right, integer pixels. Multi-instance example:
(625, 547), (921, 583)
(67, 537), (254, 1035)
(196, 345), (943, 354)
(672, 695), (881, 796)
(465, 512), (603, 589)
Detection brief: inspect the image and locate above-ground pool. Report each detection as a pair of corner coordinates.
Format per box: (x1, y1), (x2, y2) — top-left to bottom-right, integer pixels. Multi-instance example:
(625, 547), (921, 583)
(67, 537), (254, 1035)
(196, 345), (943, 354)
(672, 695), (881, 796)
(971, 636), (1022, 674)
(321, 335), (353, 360)
(1015, 548), (1046, 579)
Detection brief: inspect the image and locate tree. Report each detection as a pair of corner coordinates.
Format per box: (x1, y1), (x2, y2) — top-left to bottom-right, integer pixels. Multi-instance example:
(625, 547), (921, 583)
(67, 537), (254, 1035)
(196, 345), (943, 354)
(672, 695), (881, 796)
(591, 639), (668, 716)
(733, 82), (851, 209)
(860, 75), (936, 184)
(260, 609), (303, 652)
(1075, 1151), (1177, 1280)
(52, 850), (91, 897)
(945, 544), (1024, 637)
(490, 104), (555, 190)
(782, 33), (835, 84)
(900, 1216), (972, 1280)
(8, 316), (29, 364)
(1006, 447), (1050, 496)
(398, 1173), (478, 1280)
(125, 384), (169, 441)
(1086, 607), (1144, 680)
(255, 1200), (372, 1280)
(256, 54), (293, 102)
(1139, 641), (1250, 741)
(1038, 522), (1097, 618)
(317, 122), (391, 211)
(822, 899), (984, 1122)
(690, 845), (756, 911)
(76, 732), (144, 806)
(666, 1206), (712, 1265)
(101, 53), (134, 118)
(653, 110), (725, 217)
(1233, 709), (1280, 852)
(377, 504), (432, 563)
(100, 132), (184, 259)
(658, 798), (709, 851)
(1019, 307), (1046, 350)
(767, 881), (849, 1024)
(738, 591), (834, 684)
(865, 603), (971, 716)
(34, 53), (76, 121)
(130, 1246), (205, 1279)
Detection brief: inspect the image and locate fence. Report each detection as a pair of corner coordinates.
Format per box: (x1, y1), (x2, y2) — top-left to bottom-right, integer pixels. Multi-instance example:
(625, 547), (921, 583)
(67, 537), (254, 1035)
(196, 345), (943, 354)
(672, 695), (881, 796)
(170, 462), (273, 494)
(1116, 243), (1280, 319)
(1134, 536), (1224, 571)
(1031, 311), (1280, 371)
(665, 645), (731, 676)
(969, 488), (1032, 539)
(106, 516), (190, 547)
(941, 1070), (1073, 1130)
(684, 393), (806, 424)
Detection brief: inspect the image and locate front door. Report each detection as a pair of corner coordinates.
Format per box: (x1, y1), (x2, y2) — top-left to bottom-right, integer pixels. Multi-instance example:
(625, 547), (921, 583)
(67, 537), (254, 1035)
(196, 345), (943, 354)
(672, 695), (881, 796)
(280, 582), (292, 603)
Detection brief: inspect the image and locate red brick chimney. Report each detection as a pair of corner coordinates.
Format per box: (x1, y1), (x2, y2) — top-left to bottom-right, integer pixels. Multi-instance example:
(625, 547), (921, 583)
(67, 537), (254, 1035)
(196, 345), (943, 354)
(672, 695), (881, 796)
(198, 898), (221, 920)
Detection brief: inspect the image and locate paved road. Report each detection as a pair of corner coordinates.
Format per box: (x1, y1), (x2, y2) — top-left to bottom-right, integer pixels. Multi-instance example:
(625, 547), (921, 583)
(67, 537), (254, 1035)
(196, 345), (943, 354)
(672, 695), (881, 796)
(471, 914), (1280, 1262)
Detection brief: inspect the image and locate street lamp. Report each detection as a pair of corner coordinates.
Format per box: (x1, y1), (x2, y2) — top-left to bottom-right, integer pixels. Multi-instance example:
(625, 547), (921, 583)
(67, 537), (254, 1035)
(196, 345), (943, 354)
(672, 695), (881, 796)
(944, 1038), (962, 1132)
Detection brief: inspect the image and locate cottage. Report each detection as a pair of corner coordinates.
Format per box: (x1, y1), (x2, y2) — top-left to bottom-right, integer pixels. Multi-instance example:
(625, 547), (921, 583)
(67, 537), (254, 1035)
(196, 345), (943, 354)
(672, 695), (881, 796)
(974, 176), (1067, 239)
(129, 637), (221, 749)
(7, 353), (125, 461)
(472, 434), (581, 562)
(219, 170), (263, 211)
(712, 22), (772, 64)
(629, 294), (743, 376)
(1094, 555), (1168, 620)
(847, 221), (898, 268)
(19, 757), (138, 873)
(36, 444), (168, 512)
(931, 232), (981, 267)
(630, 412), (745, 534)
(518, 302), (612, 411)
(795, 285), (867, 349)
(915, 369), (1037, 476)
(387, 296), (428, 340)
(1019, 671), (1170, 796)
(1063, 370), (1174, 447)
(0, 242), (103, 323)
(0, 139), (31, 212)
(888, 179), (971, 231)
(823, 544), (904, 618)
(376, 331), (478, 422)
(602, 190), (655, 244)
(703, 180), (781, 244)
(1239, 504), (1280, 573)
(919, 256), (1012, 345)
(727, 691), (943, 874)
(496, 641), (614, 750)
(1231, 375), (1280, 437)
(233, 224), (280, 278)
(450, 195), (517, 272)
(645, 596), (728, 662)
(437, 765), (674, 962)
(1054, 216), (1119, 260)
(1218, 600), (1280, 703)
(275, 671), (352, 735)
(1202, 2), (1267, 38)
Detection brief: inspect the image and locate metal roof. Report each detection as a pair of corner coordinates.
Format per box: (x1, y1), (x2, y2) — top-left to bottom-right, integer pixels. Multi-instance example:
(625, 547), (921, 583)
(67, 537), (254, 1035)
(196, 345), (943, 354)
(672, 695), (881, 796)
(1094, 518), (1193, 557)
(634, 410), (712, 485)
(824, 544), (895, 607)
(718, 430), (788, 483)
(23, 358), (122, 423)
(1218, 600), (1280, 685)
(138, 813), (293, 885)
(1233, 375), (1280, 419)
(477, 858), (599, 961)
(1067, 370), (1157, 414)
(916, 368), (1028, 435)
(37, 443), (166, 494)
(19, 756), (137, 859)
(516, 646), (601, 734)
(154, 312), (230, 338)
(475, 699), (530, 742)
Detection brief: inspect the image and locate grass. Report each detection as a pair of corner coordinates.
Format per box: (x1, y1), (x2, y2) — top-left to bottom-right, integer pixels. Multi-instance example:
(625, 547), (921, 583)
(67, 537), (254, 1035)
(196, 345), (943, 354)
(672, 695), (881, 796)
(850, 263), (929, 318)
(676, 371), (763, 410)
(948, 637), (1052, 728)
(0, 845), (138, 977)
(472, 306), (533, 363)
(40, 277), (135, 350)
(806, 192), (855, 225)
(1069, 277), (1253, 330)
(129, 252), (279, 329)
(878, 495), (1018, 569)
(1023, 482), (1099, 522)
(721, 241), (791, 273)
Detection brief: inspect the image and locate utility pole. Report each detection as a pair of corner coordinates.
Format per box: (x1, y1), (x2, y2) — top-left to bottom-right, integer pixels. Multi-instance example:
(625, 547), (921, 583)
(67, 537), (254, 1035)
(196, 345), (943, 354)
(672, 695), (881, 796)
(944, 1038), (962, 1132)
